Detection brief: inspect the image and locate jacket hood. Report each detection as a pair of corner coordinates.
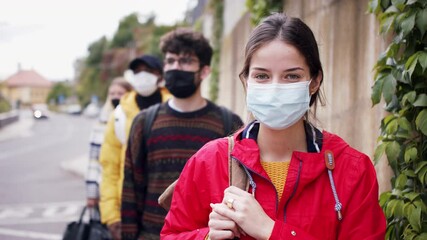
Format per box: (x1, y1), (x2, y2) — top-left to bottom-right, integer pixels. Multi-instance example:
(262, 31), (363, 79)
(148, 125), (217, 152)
(119, 91), (139, 116)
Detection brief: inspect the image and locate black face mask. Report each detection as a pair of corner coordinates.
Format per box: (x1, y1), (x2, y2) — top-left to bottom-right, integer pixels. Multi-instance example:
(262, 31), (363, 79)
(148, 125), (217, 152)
(165, 69), (200, 98)
(111, 99), (120, 108)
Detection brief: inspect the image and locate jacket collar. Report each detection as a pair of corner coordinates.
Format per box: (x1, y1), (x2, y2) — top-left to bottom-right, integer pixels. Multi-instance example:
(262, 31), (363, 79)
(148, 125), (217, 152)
(240, 120), (323, 153)
(232, 121), (326, 180)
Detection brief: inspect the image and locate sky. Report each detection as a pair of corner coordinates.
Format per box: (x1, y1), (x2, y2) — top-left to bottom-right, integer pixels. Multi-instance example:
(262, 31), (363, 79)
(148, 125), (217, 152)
(0, 0), (194, 81)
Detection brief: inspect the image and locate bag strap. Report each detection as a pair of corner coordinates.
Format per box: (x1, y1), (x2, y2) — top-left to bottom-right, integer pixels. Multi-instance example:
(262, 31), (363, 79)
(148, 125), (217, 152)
(220, 106), (233, 136)
(143, 103), (161, 141)
(228, 136), (249, 191)
(134, 103), (161, 214)
(78, 207), (87, 223)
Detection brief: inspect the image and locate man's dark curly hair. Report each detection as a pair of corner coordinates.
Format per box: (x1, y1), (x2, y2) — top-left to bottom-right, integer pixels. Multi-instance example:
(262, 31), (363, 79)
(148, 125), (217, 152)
(160, 28), (213, 67)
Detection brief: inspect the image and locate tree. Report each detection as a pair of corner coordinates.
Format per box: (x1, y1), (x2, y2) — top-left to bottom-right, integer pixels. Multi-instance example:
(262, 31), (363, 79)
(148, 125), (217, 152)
(47, 82), (73, 105)
(368, 0), (427, 239)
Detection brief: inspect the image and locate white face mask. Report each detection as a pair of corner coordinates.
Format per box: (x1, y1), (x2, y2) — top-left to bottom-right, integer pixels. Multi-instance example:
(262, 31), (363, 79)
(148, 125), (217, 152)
(130, 71), (159, 97)
(246, 80), (311, 130)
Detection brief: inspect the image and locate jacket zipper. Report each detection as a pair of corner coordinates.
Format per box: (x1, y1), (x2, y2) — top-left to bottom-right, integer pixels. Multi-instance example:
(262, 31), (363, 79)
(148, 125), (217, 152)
(283, 159), (303, 223)
(231, 156), (280, 212)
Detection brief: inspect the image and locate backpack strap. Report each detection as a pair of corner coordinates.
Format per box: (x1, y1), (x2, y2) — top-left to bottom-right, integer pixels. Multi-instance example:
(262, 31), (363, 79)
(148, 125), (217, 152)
(143, 103), (161, 142)
(228, 136), (249, 191)
(137, 103), (161, 212)
(220, 106), (233, 136)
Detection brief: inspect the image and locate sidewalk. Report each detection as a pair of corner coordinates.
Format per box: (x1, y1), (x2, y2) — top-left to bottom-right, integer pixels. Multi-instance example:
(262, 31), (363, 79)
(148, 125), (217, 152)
(0, 111), (34, 142)
(60, 154), (87, 178)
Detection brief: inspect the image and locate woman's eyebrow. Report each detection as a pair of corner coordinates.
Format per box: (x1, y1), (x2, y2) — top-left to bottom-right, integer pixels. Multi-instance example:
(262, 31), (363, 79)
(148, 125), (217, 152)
(283, 67), (304, 72)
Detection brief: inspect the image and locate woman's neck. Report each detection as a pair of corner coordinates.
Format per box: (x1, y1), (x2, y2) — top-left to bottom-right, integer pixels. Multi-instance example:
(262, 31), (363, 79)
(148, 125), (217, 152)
(257, 120), (307, 162)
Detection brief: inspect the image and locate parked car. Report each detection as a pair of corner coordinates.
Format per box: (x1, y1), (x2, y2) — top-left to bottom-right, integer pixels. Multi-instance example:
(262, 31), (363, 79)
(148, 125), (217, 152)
(32, 104), (49, 119)
(67, 104), (82, 115)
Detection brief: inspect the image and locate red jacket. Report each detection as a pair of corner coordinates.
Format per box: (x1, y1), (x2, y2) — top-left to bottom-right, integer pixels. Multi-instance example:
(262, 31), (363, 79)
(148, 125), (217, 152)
(161, 124), (386, 239)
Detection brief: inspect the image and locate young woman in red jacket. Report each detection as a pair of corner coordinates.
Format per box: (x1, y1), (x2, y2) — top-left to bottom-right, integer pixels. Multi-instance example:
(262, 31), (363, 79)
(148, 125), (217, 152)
(161, 13), (386, 240)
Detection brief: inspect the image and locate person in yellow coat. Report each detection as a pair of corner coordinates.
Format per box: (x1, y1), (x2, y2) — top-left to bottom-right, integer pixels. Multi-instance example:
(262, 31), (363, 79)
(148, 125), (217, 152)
(99, 55), (170, 240)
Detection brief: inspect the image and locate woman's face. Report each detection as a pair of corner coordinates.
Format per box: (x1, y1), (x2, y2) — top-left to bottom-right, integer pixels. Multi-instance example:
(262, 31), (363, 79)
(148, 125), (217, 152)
(108, 84), (128, 100)
(247, 40), (311, 85)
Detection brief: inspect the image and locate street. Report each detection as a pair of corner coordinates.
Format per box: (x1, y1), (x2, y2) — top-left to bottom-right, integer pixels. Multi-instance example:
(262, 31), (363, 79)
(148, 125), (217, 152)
(0, 110), (96, 240)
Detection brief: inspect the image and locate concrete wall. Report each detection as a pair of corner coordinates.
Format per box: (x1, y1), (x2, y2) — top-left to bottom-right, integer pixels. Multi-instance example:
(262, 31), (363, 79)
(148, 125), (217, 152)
(215, 0), (392, 192)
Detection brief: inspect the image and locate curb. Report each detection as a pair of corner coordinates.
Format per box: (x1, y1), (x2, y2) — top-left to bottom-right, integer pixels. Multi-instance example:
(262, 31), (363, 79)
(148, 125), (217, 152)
(60, 155), (87, 178)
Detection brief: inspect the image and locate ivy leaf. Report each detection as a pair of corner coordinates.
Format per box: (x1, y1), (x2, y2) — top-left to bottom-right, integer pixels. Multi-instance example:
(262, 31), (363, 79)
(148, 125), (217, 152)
(380, 191), (391, 206)
(371, 76), (384, 106)
(408, 205), (421, 232)
(413, 94), (427, 107)
(403, 169), (417, 177)
(404, 147), (418, 163)
(404, 192), (419, 202)
(382, 74), (397, 104)
(391, 0), (406, 11)
(400, 13), (416, 37)
(405, 52), (420, 77)
(417, 233), (427, 240)
(395, 174), (407, 189)
(374, 142), (387, 163)
(380, 13), (396, 33)
(385, 141), (400, 167)
(386, 118), (398, 134)
(416, 8), (427, 37)
(402, 91), (417, 105)
(418, 51), (427, 70)
(415, 109), (427, 135)
(415, 162), (427, 174)
(386, 199), (398, 216)
(368, 0), (380, 13)
(407, 0), (418, 4)
(398, 117), (412, 131)
(381, 0), (391, 10)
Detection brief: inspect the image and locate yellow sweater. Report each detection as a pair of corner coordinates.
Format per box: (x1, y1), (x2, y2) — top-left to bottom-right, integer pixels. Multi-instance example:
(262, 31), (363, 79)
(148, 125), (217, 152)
(261, 161), (290, 199)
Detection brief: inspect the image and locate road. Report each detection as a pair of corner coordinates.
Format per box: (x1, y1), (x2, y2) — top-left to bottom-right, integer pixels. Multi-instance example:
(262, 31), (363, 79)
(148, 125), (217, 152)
(0, 110), (96, 240)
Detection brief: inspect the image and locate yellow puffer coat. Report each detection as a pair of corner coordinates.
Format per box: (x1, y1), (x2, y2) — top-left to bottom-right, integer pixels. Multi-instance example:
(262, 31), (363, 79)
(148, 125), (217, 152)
(99, 89), (170, 225)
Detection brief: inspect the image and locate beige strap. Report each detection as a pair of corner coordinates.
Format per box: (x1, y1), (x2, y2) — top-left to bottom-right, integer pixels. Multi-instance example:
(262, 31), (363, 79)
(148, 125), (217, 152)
(228, 136), (249, 191)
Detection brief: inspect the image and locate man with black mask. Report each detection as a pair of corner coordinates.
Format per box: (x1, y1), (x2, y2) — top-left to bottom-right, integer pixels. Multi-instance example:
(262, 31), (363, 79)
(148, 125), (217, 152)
(99, 55), (170, 240)
(121, 29), (243, 240)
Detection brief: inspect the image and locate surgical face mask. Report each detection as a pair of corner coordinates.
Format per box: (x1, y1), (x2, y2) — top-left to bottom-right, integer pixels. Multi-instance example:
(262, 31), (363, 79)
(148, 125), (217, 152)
(246, 80), (311, 130)
(164, 69), (200, 98)
(131, 71), (159, 97)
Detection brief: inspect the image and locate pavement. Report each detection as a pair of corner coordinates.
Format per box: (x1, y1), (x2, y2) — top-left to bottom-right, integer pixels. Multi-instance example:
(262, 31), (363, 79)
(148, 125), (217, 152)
(59, 154), (87, 178)
(0, 110), (87, 178)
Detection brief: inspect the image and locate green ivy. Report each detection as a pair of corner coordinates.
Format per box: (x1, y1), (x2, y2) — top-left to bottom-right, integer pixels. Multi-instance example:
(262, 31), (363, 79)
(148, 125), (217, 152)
(209, 0), (223, 102)
(368, 0), (427, 239)
(246, 0), (283, 26)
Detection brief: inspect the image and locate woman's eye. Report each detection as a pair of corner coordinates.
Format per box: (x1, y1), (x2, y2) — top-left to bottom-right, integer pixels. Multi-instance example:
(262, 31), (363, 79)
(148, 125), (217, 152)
(284, 74), (301, 81)
(254, 73), (269, 80)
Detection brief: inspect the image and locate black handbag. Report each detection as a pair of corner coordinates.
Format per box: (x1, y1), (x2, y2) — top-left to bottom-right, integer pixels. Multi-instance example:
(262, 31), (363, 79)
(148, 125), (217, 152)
(62, 207), (112, 240)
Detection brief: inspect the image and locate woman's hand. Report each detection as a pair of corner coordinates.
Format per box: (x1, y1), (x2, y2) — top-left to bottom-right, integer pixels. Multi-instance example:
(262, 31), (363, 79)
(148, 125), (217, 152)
(208, 203), (242, 240)
(210, 186), (274, 240)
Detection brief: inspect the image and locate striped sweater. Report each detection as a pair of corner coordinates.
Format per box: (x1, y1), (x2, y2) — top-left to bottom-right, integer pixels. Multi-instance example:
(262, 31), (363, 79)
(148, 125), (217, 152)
(121, 100), (243, 240)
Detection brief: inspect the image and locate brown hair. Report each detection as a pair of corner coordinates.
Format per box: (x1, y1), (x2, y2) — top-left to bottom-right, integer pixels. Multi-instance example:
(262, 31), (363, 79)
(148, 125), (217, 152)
(239, 13), (325, 111)
(110, 77), (132, 92)
(160, 28), (213, 67)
